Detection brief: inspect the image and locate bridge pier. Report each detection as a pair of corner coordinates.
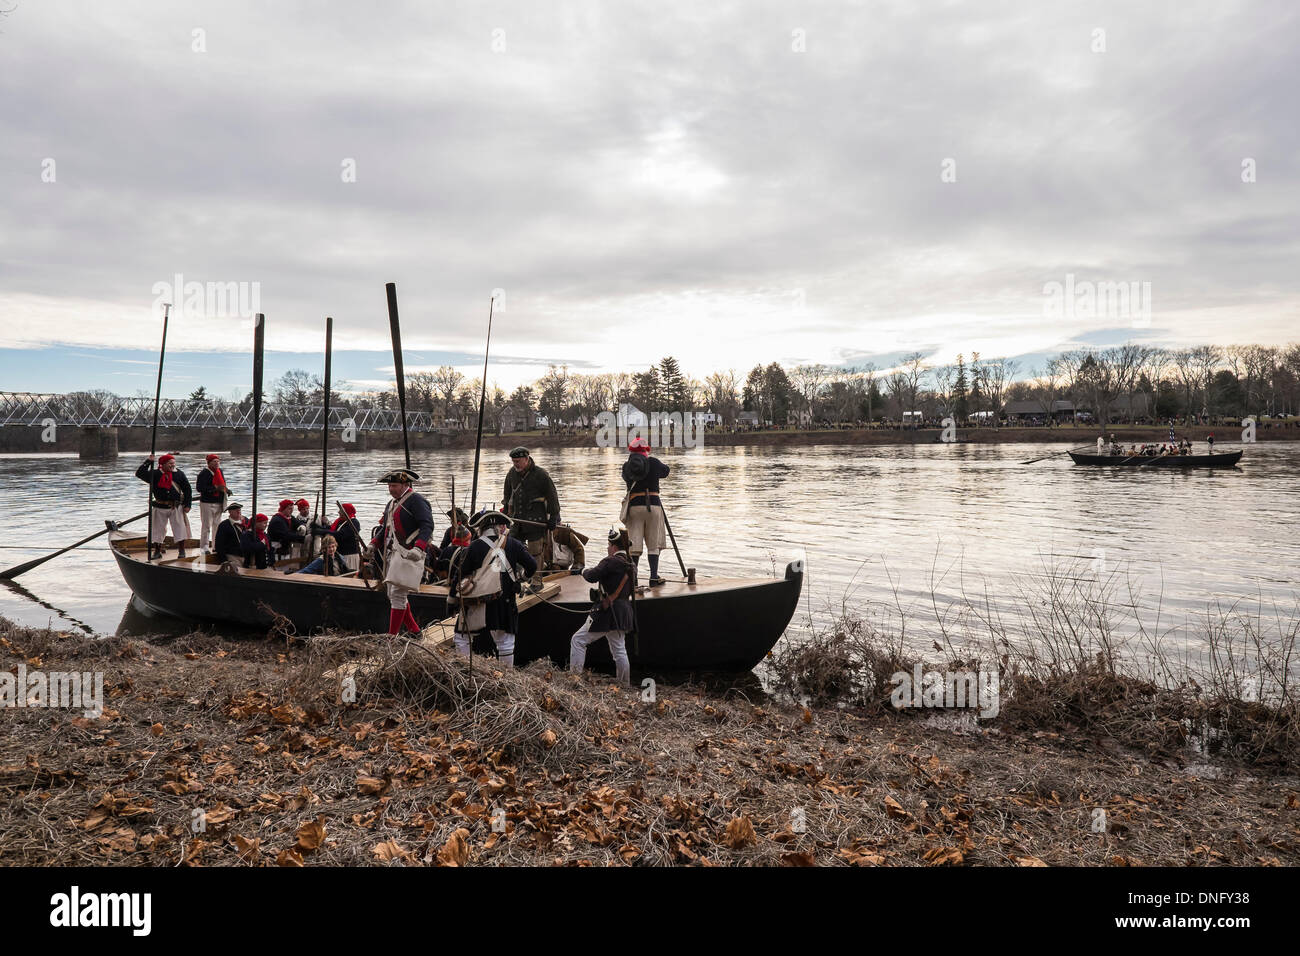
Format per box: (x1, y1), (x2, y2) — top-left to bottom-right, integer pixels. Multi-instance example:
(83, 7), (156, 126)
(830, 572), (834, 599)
(228, 431), (254, 456)
(343, 433), (369, 452)
(79, 426), (119, 461)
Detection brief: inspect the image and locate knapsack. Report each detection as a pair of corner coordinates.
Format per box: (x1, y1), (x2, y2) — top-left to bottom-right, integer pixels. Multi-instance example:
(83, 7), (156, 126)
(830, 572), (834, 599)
(625, 454), (648, 482)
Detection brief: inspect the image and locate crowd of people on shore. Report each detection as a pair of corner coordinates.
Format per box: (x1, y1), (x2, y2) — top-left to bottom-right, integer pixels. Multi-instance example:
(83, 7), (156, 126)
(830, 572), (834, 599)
(133, 439), (676, 684)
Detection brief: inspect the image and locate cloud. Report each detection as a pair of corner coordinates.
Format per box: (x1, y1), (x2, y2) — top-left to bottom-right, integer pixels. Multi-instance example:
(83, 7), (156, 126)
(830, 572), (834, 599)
(1, 0), (1297, 394)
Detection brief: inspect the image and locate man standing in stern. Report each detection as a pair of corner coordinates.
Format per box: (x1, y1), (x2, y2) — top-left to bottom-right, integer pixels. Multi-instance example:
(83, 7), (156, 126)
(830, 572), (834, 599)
(502, 446), (560, 573)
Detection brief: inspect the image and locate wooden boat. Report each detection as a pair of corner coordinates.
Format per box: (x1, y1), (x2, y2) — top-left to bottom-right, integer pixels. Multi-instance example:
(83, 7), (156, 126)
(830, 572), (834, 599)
(108, 532), (804, 673)
(1067, 449), (1243, 468)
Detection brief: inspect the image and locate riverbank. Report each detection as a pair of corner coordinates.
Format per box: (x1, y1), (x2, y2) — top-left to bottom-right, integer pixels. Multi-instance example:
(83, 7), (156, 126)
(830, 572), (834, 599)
(2, 618), (1296, 866)
(2, 422), (1295, 457)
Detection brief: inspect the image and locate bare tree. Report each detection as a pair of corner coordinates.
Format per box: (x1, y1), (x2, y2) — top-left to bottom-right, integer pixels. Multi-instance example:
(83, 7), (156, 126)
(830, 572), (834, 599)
(982, 357), (1019, 425)
(431, 366), (465, 423)
(704, 370), (741, 428)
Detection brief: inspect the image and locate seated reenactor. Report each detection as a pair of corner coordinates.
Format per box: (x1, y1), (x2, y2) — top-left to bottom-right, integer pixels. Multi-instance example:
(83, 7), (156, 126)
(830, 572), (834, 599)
(294, 533), (348, 576)
(328, 503), (363, 571)
(213, 502), (247, 564)
(268, 499), (306, 562)
(241, 513), (271, 569)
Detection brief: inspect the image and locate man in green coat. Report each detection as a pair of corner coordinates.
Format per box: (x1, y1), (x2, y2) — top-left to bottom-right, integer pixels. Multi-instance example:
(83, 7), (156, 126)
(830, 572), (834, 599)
(502, 446), (560, 565)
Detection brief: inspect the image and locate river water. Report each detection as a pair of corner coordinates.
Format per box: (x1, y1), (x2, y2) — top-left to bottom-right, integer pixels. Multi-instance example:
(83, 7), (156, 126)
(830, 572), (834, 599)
(2, 443), (1297, 665)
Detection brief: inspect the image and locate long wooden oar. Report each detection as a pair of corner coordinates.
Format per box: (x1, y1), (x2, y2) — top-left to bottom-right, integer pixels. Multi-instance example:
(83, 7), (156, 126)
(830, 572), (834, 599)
(146, 303), (172, 555)
(0, 511), (148, 580)
(469, 293), (496, 514)
(661, 507), (688, 577)
(385, 283), (411, 471)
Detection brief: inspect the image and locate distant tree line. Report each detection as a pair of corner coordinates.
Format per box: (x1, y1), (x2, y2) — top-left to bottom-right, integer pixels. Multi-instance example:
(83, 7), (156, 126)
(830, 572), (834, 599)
(70, 341), (1300, 434)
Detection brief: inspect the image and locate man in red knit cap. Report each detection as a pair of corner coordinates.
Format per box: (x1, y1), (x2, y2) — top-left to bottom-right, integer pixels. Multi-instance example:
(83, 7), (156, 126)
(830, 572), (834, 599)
(621, 436), (671, 585)
(136, 453), (193, 561)
(195, 453), (230, 553)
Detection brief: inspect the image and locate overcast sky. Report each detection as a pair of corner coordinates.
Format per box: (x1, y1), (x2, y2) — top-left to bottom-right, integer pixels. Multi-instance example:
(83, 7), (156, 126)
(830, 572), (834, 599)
(1, 0), (1297, 397)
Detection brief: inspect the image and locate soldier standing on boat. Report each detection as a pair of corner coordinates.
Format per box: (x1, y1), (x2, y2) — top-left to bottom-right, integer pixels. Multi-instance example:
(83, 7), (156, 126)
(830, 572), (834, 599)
(447, 510), (536, 669)
(568, 528), (636, 686)
(372, 468), (434, 635)
(622, 437), (670, 586)
(240, 513), (271, 569)
(195, 453), (230, 553)
(502, 446), (560, 569)
(213, 502), (246, 565)
(136, 453), (193, 561)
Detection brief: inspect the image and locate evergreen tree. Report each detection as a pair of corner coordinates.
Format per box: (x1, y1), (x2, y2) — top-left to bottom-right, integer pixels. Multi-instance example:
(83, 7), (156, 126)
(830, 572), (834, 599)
(658, 356), (688, 408)
(952, 355), (969, 422)
(633, 365), (662, 410)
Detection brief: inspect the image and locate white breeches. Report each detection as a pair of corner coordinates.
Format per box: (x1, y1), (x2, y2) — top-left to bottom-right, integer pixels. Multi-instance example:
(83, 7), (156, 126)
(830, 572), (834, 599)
(386, 581), (415, 610)
(198, 502), (222, 549)
(568, 616), (630, 686)
(625, 503), (665, 556)
(149, 507), (190, 546)
(453, 628), (515, 668)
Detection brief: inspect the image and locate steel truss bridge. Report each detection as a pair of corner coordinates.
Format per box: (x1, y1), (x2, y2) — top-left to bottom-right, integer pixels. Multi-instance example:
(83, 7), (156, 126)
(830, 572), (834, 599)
(0, 392), (440, 432)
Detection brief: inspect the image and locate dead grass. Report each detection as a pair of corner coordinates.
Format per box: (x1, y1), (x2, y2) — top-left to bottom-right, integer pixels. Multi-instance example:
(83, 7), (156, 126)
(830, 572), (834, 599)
(2, 617), (1298, 867)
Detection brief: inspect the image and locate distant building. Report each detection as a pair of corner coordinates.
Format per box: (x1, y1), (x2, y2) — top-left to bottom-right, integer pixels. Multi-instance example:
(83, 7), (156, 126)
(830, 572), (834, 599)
(738, 410), (761, 427)
(499, 404), (535, 432)
(1004, 399), (1080, 423)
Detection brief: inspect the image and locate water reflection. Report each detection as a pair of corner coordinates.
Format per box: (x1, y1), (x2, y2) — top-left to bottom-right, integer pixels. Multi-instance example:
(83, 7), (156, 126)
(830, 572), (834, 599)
(0, 443), (1294, 662)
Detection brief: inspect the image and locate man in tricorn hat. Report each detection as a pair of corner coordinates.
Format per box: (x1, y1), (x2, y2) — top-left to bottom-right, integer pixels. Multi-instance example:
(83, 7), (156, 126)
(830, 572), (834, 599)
(213, 502), (246, 565)
(439, 507), (470, 551)
(447, 510), (536, 669)
(372, 468), (435, 635)
(568, 527), (636, 686)
(502, 446), (560, 569)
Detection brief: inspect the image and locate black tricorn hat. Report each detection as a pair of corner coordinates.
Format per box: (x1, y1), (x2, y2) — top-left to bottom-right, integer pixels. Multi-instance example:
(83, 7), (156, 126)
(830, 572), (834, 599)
(225, 502), (244, 512)
(471, 509), (510, 529)
(446, 507), (469, 522)
(377, 468), (420, 484)
(508, 446), (530, 459)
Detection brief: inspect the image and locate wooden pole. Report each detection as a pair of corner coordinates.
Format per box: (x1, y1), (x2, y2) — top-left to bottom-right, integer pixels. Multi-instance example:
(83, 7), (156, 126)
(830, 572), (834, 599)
(146, 303), (171, 557)
(469, 294), (496, 514)
(318, 315), (333, 550)
(251, 313), (265, 521)
(385, 283), (411, 470)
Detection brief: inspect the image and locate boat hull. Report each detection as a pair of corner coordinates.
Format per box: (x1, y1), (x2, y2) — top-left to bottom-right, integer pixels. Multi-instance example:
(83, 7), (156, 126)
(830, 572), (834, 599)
(1067, 450), (1243, 468)
(109, 537), (804, 674)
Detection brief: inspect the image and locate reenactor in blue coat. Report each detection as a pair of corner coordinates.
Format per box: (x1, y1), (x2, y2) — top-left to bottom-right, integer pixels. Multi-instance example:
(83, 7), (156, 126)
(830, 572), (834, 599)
(447, 510), (536, 668)
(372, 468), (435, 635)
(294, 534), (348, 576)
(569, 528), (636, 686)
